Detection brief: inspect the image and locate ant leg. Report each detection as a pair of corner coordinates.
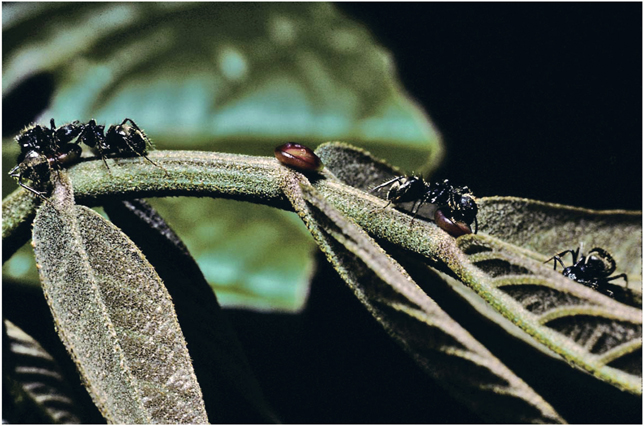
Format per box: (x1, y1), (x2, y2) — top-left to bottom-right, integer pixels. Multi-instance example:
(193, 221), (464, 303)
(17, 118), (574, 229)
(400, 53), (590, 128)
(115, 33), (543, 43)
(8, 164), (20, 178)
(121, 118), (152, 148)
(570, 246), (580, 264)
(545, 256), (565, 270)
(95, 144), (111, 171)
(411, 198), (427, 218)
(544, 252), (573, 270)
(121, 118), (151, 146)
(473, 216), (478, 234)
(77, 125), (111, 171)
(16, 179), (52, 204)
(550, 247), (580, 265)
(123, 136), (160, 167)
(371, 176), (404, 193)
(408, 198), (427, 227)
(120, 118), (143, 132)
(606, 273), (629, 288)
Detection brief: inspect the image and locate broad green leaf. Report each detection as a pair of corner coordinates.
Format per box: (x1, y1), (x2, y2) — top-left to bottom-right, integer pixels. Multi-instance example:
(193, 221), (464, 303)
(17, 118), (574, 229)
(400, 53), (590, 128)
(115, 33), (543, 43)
(32, 174), (208, 423)
(4, 2), (443, 311)
(279, 171), (564, 423)
(3, 319), (82, 424)
(3, 2), (441, 161)
(146, 197), (313, 311)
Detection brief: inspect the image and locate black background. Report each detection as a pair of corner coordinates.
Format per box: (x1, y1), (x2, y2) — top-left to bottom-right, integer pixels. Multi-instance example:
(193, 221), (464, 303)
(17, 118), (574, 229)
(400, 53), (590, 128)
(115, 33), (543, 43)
(339, 3), (642, 211)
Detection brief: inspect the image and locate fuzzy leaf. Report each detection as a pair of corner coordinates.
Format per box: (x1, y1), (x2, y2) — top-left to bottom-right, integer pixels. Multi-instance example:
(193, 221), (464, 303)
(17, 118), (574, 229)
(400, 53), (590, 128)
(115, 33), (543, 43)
(313, 141), (642, 394)
(3, 319), (82, 424)
(456, 233), (641, 393)
(2, 189), (40, 263)
(279, 170), (564, 423)
(31, 175), (208, 423)
(477, 196), (642, 286)
(103, 198), (278, 423)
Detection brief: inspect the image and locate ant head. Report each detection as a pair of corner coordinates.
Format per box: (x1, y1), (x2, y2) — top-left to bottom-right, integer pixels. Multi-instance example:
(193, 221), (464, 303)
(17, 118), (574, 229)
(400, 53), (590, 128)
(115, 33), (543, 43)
(12, 150), (49, 181)
(561, 267), (578, 281)
(451, 192), (478, 224)
(16, 124), (51, 151)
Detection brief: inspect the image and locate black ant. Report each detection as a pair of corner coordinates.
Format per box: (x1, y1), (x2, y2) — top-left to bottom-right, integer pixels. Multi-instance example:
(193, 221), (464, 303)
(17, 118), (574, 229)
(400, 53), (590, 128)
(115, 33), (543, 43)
(545, 246), (632, 301)
(371, 176), (478, 236)
(10, 118), (84, 199)
(9, 118), (157, 200)
(9, 143), (82, 200)
(74, 118), (157, 170)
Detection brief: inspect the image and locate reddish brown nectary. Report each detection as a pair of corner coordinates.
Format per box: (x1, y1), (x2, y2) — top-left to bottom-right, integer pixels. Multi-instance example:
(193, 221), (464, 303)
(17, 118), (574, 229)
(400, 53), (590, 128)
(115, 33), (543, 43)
(274, 142), (324, 172)
(434, 208), (472, 237)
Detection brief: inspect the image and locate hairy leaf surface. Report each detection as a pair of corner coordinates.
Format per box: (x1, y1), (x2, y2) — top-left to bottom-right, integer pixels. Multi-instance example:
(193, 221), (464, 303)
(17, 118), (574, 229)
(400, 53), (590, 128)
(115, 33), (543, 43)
(314, 141), (642, 394)
(32, 176), (207, 423)
(103, 198), (278, 423)
(477, 196), (642, 288)
(279, 170), (564, 423)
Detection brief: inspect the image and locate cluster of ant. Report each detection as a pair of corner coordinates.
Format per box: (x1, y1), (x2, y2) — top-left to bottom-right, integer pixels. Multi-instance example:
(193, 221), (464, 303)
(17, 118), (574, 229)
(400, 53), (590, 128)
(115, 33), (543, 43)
(274, 143), (478, 237)
(10, 132), (633, 304)
(9, 118), (155, 199)
(274, 143), (634, 304)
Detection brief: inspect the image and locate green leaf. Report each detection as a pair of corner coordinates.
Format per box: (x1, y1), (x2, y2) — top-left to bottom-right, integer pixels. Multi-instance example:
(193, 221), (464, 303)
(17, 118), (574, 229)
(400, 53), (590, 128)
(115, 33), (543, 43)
(279, 173), (564, 423)
(3, 319), (82, 424)
(4, 2), (443, 311)
(146, 197), (314, 311)
(32, 174), (208, 423)
(3, 3), (441, 162)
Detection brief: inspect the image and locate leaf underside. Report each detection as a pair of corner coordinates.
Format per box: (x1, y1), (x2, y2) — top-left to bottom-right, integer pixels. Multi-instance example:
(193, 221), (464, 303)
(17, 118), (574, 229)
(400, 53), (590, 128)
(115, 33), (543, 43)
(279, 169), (564, 423)
(103, 198), (279, 423)
(32, 176), (208, 424)
(314, 142), (642, 395)
(3, 319), (82, 424)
